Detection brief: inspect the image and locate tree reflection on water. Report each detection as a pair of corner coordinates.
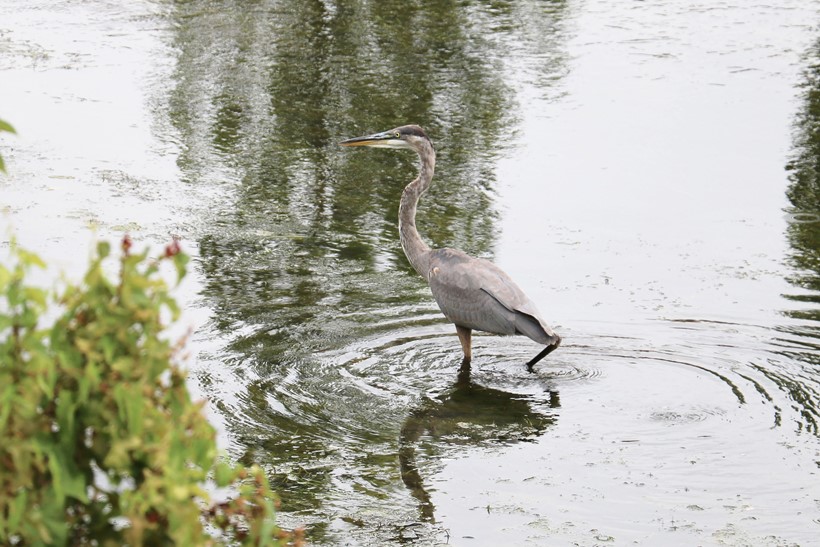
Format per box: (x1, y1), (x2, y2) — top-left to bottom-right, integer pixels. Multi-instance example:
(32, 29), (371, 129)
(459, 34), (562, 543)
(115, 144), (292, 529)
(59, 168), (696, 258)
(785, 38), (820, 325)
(166, 2), (570, 537)
(774, 36), (820, 435)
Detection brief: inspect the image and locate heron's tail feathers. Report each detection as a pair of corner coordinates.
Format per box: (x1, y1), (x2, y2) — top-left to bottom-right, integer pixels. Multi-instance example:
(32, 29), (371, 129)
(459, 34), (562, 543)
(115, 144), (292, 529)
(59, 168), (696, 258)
(514, 310), (560, 346)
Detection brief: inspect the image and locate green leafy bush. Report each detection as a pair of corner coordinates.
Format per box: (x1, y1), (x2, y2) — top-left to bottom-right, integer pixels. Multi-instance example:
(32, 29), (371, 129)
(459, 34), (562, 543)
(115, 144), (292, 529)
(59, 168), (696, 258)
(0, 238), (301, 546)
(0, 117), (14, 173)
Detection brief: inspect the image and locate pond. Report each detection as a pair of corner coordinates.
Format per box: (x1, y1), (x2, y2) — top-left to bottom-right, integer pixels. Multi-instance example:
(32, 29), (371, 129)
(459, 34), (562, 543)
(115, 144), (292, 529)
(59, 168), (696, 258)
(2, 0), (819, 545)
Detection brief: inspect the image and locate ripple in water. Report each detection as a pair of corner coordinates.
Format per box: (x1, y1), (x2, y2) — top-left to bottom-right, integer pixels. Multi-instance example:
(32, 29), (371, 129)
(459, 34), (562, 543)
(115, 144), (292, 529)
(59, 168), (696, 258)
(196, 304), (820, 544)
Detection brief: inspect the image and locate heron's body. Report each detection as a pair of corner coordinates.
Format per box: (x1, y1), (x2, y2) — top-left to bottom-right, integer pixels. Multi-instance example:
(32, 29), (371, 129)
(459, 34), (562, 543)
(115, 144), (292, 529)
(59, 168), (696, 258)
(341, 124), (560, 369)
(428, 248), (558, 344)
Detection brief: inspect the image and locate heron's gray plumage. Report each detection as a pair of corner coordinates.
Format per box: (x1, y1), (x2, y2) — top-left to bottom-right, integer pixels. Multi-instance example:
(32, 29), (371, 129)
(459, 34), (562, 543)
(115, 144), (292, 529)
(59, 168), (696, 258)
(340, 124), (561, 369)
(427, 248), (559, 345)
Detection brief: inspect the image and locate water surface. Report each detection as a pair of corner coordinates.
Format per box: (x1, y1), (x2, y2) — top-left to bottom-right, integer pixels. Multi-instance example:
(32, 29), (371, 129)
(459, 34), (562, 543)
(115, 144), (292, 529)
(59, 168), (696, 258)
(2, 0), (819, 545)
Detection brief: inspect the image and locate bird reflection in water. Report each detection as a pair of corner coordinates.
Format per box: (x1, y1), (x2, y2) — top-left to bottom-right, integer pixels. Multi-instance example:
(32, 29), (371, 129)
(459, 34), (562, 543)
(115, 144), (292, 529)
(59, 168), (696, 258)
(398, 363), (560, 522)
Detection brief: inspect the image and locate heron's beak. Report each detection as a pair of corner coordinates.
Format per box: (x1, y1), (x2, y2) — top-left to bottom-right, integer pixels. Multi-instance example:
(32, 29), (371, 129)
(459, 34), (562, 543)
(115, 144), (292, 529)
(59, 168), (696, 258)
(339, 130), (404, 149)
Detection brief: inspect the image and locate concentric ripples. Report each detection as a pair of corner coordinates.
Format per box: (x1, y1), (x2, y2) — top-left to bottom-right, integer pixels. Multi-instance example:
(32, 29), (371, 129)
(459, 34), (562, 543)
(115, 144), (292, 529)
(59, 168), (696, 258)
(193, 293), (820, 544)
(409, 318), (820, 546)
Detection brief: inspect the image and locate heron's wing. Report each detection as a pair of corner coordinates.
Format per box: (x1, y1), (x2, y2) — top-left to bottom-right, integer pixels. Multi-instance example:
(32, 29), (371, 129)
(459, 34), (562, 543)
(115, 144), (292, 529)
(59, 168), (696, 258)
(427, 249), (557, 344)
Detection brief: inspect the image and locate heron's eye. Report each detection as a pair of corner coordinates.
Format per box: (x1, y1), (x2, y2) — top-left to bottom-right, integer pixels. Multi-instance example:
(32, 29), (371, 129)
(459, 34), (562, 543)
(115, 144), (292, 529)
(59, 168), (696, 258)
(394, 132), (401, 138)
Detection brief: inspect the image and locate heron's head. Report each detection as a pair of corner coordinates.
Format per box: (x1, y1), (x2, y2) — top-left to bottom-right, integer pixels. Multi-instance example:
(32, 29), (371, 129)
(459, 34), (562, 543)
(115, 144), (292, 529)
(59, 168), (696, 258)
(339, 125), (431, 152)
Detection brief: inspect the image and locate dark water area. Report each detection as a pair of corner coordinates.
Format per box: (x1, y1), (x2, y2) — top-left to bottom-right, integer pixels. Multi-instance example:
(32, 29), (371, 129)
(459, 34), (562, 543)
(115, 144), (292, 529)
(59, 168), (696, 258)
(2, 0), (820, 545)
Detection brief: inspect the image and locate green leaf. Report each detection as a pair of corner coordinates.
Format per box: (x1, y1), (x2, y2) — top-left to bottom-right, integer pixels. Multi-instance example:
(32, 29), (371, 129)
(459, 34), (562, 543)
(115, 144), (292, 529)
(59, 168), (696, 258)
(259, 499), (278, 539)
(100, 334), (117, 363)
(0, 264), (10, 288)
(17, 248), (46, 269)
(0, 384), (13, 431)
(56, 392), (76, 444)
(0, 118), (12, 175)
(97, 241), (111, 259)
(214, 461), (236, 487)
(112, 383), (144, 436)
(46, 448), (67, 505)
(48, 446), (88, 505)
(172, 252), (189, 285)
(38, 490), (70, 545)
(7, 488), (28, 532)
(23, 286), (48, 309)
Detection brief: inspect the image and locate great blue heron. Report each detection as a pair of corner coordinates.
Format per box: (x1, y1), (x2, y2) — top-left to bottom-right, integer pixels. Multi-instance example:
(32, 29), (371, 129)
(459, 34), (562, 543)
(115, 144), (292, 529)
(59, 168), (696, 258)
(340, 125), (561, 369)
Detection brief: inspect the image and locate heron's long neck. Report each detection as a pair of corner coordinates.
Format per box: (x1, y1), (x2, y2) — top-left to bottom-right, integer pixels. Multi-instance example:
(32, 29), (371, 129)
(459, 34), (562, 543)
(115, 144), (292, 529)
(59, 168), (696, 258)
(399, 143), (435, 279)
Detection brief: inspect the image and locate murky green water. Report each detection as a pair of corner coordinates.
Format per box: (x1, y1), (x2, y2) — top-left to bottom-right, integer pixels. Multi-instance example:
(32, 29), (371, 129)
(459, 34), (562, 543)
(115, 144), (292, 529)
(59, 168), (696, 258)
(2, 0), (820, 545)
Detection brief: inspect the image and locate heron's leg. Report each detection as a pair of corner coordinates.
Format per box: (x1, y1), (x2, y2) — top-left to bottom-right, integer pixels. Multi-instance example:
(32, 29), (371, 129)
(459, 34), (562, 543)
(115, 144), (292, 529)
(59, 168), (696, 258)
(455, 325), (472, 365)
(526, 337), (561, 371)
